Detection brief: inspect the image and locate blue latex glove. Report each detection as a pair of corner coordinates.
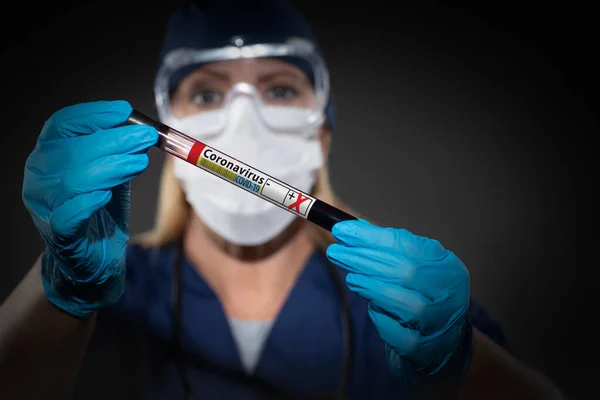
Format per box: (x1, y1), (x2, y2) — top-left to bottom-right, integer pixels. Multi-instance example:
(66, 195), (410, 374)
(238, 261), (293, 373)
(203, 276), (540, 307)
(22, 101), (158, 318)
(326, 219), (473, 386)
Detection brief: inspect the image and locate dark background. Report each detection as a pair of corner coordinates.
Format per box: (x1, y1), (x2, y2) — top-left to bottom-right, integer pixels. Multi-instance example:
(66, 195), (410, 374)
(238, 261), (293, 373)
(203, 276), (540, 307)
(0, 0), (596, 398)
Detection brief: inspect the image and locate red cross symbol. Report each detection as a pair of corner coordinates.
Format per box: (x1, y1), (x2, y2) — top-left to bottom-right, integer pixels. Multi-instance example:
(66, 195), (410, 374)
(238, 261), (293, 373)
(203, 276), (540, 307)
(287, 192), (310, 213)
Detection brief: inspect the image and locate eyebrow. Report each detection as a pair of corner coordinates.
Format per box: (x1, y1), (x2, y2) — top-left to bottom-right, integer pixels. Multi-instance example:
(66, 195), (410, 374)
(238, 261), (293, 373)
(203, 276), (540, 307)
(192, 67), (230, 81)
(258, 70), (308, 83)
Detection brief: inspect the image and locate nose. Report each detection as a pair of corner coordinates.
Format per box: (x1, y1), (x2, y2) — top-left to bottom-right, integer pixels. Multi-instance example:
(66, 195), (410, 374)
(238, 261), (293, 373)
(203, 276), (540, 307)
(225, 82), (260, 102)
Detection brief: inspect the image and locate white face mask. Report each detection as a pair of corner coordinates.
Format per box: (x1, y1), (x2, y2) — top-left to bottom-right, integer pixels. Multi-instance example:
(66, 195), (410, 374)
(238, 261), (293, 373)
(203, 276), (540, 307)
(168, 96), (324, 246)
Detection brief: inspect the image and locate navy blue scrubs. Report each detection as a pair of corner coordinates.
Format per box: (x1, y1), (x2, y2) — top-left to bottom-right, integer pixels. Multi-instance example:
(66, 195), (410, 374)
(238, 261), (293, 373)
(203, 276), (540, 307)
(87, 243), (508, 399)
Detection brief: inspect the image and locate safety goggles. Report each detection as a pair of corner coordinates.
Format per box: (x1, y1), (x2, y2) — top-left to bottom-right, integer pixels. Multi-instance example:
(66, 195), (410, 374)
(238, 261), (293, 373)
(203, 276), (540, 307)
(154, 37), (330, 135)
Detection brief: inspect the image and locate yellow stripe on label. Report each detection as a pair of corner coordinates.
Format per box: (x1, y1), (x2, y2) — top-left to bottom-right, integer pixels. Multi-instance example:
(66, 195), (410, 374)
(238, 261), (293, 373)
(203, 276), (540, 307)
(198, 157), (238, 181)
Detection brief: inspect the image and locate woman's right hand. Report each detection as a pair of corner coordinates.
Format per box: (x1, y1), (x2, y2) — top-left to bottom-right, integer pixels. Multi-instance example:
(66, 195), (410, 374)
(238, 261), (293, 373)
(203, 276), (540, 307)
(22, 101), (158, 318)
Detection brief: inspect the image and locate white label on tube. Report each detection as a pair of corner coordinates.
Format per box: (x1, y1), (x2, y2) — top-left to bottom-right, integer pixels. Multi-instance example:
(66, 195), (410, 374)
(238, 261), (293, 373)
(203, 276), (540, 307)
(187, 142), (317, 218)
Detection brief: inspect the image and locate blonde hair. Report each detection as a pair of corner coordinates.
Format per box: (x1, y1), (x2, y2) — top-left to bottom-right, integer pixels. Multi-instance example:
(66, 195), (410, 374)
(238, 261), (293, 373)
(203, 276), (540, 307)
(133, 153), (362, 253)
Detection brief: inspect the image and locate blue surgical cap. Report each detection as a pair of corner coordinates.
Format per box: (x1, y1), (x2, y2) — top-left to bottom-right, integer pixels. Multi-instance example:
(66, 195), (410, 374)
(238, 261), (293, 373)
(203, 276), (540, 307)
(156, 0), (336, 129)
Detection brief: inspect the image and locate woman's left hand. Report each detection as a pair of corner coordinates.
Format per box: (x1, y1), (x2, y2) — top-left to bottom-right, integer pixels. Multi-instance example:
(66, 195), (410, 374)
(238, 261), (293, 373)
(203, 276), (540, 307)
(326, 219), (473, 385)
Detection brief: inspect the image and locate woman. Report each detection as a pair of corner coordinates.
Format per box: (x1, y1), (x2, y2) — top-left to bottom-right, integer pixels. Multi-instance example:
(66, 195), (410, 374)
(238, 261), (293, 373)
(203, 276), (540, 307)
(0, 1), (564, 399)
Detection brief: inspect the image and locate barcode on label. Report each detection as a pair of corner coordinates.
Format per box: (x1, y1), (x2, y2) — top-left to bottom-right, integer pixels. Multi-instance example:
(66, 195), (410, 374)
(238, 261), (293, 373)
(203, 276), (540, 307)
(198, 158), (237, 181)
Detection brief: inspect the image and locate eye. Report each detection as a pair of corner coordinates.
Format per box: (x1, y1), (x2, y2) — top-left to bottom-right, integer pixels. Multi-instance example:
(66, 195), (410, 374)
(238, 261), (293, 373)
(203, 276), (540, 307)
(265, 86), (300, 101)
(191, 90), (224, 106)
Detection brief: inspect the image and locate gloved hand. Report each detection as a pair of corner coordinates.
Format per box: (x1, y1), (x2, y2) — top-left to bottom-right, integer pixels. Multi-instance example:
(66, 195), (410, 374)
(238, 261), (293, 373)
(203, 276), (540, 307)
(326, 219), (473, 386)
(22, 101), (158, 318)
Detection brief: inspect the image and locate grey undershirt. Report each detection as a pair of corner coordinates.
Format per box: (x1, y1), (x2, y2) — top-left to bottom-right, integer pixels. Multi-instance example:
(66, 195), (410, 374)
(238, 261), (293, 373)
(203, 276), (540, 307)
(227, 318), (274, 374)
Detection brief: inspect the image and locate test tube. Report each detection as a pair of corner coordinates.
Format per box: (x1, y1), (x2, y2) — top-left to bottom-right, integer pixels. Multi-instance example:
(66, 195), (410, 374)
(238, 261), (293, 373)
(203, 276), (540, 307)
(124, 110), (357, 232)
(126, 111), (196, 161)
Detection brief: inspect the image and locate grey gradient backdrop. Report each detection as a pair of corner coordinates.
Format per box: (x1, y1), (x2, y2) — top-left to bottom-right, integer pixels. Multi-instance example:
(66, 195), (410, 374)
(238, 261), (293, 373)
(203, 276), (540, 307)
(0, 0), (596, 398)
